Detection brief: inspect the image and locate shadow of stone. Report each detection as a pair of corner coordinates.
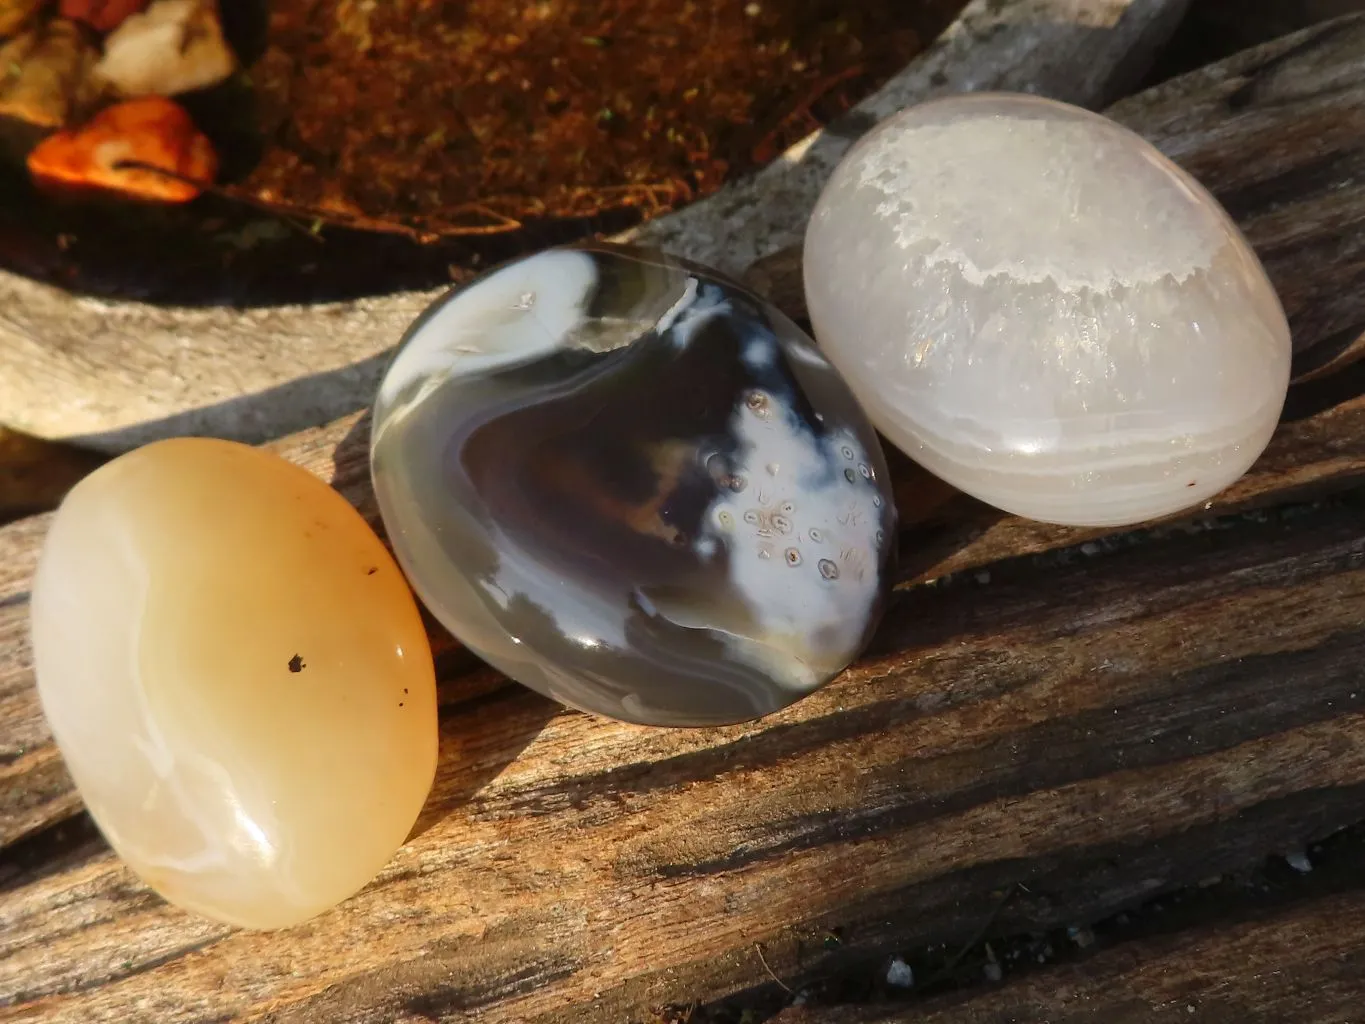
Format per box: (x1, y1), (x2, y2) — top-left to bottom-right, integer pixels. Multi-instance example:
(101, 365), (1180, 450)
(331, 412), (559, 845)
(0, 813), (107, 899)
(405, 671), (564, 845)
(1284, 357), (1365, 424)
(67, 352), (394, 453)
(0, 427), (108, 526)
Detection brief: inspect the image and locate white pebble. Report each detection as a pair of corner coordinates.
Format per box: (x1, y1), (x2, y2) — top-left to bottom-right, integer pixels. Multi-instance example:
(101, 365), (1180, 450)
(885, 957), (914, 988)
(804, 93), (1291, 528)
(1284, 849), (1313, 873)
(1067, 925), (1095, 949)
(96, 0), (237, 97)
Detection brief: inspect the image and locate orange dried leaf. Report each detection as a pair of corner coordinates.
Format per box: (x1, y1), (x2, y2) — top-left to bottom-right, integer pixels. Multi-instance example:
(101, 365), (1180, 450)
(27, 96), (218, 203)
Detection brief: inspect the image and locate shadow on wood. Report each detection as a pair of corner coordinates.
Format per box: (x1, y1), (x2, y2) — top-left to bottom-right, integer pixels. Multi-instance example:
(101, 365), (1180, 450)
(770, 841), (1365, 1022)
(330, 411), (563, 846)
(0, 428), (106, 527)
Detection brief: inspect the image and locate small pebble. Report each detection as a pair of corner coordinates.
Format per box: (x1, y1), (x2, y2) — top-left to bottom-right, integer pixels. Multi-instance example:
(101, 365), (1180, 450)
(1284, 850), (1313, 873)
(885, 957), (914, 988)
(96, 0), (237, 97)
(1067, 925), (1095, 949)
(0, 20), (99, 128)
(983, 961), (1003, 983)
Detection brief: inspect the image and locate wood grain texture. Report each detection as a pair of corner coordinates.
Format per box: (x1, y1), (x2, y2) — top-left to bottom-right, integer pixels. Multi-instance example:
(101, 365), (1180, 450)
(0, 0), (1190, 452)
(5, 15), (1365, 1024)
(8, 455), (1365, 1023)
(772, 888), (1365, 1023)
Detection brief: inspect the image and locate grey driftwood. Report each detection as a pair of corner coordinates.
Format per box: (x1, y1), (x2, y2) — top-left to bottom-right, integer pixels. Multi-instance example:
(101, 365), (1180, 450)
(0, 0), (1190, 451)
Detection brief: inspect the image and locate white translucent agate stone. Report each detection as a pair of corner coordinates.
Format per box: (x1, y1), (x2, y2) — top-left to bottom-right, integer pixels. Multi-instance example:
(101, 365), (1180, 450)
(804, 93), (1292, 527)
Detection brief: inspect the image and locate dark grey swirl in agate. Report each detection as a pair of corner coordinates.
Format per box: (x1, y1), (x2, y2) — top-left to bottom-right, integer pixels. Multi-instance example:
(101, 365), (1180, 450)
(370, 242), (897, 727)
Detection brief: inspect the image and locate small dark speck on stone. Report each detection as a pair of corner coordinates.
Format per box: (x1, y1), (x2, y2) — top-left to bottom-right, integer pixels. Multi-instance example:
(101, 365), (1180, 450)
(1187, 480), (1197, 487)
(367, 566), (378, 575)
(399, 702), (405, 707)
(403, 688), (409, 694)
(288, 654), (305, 673)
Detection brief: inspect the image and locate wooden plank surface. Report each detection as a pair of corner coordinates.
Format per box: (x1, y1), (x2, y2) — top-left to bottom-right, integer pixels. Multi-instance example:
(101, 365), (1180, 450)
(4, 14), (1365, 1024)
(773, 887), (1365, 1023)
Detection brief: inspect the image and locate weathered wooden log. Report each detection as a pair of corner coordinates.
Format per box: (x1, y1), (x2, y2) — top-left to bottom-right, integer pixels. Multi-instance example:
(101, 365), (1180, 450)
(0, 0), (1190, 452)
(7, 462), (1365, 1022)
(772, 887), (1365, 1023)
(4, 15), (1365, 1024)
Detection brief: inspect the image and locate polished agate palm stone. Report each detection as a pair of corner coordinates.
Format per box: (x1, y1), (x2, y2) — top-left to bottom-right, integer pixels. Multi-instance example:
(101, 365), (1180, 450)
(371, 243), (896, 726)
(804, 93), (1293, 527)
(30, 438), (437, 929)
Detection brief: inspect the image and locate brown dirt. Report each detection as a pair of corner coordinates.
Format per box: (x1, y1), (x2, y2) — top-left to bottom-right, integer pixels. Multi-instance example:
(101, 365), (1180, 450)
(0, 1), (966, 305)
(235, 0), (966, 237)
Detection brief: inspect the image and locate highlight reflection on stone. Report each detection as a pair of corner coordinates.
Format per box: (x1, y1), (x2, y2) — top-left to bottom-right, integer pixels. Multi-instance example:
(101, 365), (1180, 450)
(804, 93), (1293, 528)
(371, 242), (897, 727)
(29, 438), (437, 929)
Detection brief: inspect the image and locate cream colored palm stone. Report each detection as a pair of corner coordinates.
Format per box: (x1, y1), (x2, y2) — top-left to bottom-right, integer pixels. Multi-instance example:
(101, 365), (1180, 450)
(29, 438), (437, 929)
(804, 93), (1292, 527)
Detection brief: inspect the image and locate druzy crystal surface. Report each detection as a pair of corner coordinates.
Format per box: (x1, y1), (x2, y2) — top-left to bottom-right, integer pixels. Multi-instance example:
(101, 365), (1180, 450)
(371, 243), (897, 727)
(30, 438), (437, 929)
(804, 93), (1293, 527)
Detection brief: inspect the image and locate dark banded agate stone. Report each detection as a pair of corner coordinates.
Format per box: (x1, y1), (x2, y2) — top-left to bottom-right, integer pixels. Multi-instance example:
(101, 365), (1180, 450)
(370, 242), (896, 727)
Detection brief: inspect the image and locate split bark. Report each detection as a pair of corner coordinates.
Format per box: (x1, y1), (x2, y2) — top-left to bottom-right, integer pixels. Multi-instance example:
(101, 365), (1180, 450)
(771, 887), (1365, 1024)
